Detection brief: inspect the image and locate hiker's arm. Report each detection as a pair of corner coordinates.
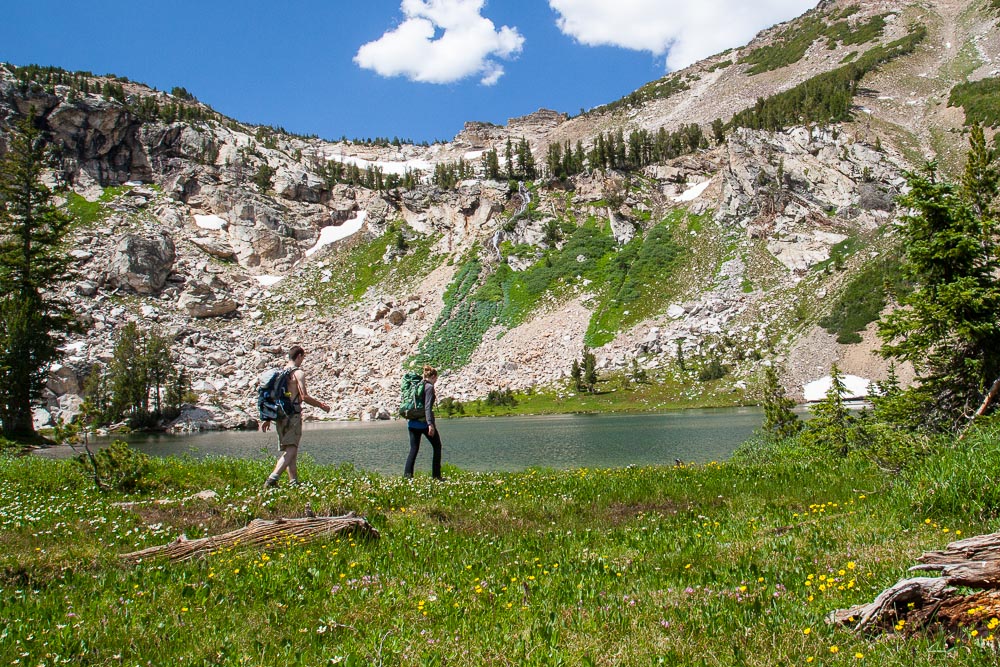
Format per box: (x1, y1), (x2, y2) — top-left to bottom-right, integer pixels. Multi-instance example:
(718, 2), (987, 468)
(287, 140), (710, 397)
(294, 370), (330, 413)
(424, 383), (436, 433)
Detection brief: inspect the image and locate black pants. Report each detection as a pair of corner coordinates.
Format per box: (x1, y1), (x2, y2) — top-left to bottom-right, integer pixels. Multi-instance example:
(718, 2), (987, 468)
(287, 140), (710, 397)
(405, 426), (442, 478)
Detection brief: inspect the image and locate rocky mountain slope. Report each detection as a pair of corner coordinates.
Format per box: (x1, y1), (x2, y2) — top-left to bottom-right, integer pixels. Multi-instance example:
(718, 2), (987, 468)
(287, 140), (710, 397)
(1, 0), (997, 430)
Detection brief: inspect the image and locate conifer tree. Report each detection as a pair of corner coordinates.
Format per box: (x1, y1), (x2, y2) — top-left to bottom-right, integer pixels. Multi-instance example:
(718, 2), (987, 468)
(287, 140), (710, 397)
(802, 364), (853, 455)
(879, 142), (1000, 429)
(760, 365), (802, 440)
(582, 349), (598, 393)
(0, 117), (77, 439)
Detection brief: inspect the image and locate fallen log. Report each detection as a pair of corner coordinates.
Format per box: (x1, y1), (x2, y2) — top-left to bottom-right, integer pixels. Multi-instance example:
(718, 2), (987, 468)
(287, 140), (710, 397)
(119, 512), (379, 564)
(830, 531), (1000, 635)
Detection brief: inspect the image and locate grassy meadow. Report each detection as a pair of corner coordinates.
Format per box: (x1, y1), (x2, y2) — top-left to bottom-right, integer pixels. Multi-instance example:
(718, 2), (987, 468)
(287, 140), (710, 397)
(3, 421), (1000, 666)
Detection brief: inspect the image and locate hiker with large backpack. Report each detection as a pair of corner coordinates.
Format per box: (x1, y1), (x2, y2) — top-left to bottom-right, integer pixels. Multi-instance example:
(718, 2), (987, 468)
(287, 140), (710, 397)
(401, 365), (443, 479)
(260, 345), (331, 488)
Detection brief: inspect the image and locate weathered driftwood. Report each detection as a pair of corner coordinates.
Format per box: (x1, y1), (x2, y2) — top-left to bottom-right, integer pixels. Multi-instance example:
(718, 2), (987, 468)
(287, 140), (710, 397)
(828, 577), (953, 628)
(119, 512), (379, 564)
(830, 531), (1000, 633)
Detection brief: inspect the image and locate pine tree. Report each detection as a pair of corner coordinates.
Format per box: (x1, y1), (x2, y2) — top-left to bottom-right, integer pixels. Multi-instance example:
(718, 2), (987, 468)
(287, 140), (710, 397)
(504, 138), (514, 180)
(0, 117), (77, 439)
(571, 359), (583, 393)
(103, 323), (180, 427)
(482, 149), (501, 181)
(582, 349), (598, 393)
(802, 364), (853, 455)
(630, 358), (647, 384)
(878, 148), (1000, 430)
(760, 365), (802, 440)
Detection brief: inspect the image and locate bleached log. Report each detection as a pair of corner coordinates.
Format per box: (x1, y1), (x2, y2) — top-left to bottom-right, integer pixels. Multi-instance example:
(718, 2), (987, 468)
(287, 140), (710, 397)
(828, 577), (952, 630)
(119, 512), (379, 564)
(832, 532), (1000, 632)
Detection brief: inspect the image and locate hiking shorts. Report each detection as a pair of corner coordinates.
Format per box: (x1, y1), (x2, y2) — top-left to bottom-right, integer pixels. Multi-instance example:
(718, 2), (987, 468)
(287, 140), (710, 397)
(276, 413), (302, 448)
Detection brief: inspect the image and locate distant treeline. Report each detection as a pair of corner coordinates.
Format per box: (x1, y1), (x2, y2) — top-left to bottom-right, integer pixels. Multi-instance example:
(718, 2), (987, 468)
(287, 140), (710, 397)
(727, 26), (927, 132)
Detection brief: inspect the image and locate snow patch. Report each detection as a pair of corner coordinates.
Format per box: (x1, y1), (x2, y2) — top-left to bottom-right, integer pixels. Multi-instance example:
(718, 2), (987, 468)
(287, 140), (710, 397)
(323, 152), (432, 176)
(672, 178), (712, 202)
(803, 375), (873, 402)
(253, 275), (284, 287)
(194, 214), (227, 230)
(305, 211), (368, 257)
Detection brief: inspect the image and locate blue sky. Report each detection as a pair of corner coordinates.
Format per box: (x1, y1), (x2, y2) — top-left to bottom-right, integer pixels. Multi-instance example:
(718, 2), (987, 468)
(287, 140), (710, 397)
(1, 0), (817, 143)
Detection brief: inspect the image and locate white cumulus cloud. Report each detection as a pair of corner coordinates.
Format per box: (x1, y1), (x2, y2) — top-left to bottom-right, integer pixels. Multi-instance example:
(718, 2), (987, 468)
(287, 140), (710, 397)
(355, 0), (525, 85)
(548, 0), (817, 71)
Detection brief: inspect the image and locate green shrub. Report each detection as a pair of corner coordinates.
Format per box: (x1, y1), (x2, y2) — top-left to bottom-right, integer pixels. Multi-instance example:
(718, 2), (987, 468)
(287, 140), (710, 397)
(698, 357), (729, 382)
(75, 440), (152, 493)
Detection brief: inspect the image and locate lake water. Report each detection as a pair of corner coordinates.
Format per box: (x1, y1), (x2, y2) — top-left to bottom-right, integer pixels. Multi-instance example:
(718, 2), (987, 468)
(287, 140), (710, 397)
(72, 408), (763, 475)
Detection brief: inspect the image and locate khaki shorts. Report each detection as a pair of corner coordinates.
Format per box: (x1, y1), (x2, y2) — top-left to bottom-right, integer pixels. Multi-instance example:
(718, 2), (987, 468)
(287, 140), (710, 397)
(276, 413), (302, 448)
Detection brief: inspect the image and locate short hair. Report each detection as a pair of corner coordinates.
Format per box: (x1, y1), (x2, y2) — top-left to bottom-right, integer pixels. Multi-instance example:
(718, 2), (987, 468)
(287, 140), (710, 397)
(423, 365), (437, 379)
(288, 345), (305, 361)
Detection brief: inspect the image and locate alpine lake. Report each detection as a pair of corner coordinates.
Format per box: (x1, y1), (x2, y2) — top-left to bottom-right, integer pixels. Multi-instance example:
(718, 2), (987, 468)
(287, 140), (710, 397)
(54, 408), (766, 475)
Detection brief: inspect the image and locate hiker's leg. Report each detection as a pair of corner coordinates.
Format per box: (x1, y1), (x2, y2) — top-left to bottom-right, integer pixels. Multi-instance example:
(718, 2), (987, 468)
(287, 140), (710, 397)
(404, 428), (422, 477)
(283, 445), (299, 483)
(268, 445), (293, 482)
(428, 429), (442, 479)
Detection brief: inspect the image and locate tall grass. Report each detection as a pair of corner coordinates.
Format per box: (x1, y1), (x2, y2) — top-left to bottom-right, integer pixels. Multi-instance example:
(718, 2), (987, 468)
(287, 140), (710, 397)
(4, 427), (1000, 665)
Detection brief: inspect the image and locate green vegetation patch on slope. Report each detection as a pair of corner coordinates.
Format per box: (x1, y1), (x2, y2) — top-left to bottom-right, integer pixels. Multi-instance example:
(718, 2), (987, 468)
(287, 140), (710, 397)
(729, 26), (927, 131)
(64, 186), (130, 227)
(586, 212), (689, 347)
(495, 218), (616, 325)
(414, 222), (619, 370)
(412, 258), (501, 370)
(415, 213), (696, 369)
(294, 225), (441, 314)
(948, 77), (1000, 127)
(739, 8), (889, 75)
(819, 252), (909, 344)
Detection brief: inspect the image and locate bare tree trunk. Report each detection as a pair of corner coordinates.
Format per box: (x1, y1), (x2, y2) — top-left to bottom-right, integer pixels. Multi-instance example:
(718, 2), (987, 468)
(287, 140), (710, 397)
(959, 377), (1000, 441)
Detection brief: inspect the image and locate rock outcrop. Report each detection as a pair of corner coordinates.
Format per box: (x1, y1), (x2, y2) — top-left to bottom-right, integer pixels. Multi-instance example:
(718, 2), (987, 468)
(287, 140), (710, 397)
(0, 0), (993, 426)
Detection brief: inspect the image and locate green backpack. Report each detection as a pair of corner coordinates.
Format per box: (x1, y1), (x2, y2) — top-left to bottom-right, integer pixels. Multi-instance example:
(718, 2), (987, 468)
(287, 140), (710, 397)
(399, 371), (426, 420)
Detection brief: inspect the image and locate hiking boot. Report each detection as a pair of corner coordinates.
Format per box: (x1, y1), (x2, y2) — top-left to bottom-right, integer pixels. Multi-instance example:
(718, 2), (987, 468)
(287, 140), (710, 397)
(263, 477), (279, 489)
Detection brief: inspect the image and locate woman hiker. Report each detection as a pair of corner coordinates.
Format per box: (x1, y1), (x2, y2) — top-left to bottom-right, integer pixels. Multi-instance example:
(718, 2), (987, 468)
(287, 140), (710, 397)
(404, 365), (443, 479)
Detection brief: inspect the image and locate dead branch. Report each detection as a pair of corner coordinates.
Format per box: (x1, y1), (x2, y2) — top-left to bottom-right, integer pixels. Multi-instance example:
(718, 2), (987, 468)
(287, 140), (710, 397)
(119, 512), (379, 564)
(958, 377), (1000, 441)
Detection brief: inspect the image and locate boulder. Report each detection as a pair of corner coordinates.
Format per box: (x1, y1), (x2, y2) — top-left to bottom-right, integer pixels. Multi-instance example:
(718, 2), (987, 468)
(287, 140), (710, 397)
(33, 407), (52, 430)
(46, 363), (80, 396)
(177, 281), (238, 318)
(75, 280), (98, 297)
(191, 237), (237, 260)
(56, 394), (84, 424)
(166, 405), (225, 432)
(106, 231), (176, 294)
